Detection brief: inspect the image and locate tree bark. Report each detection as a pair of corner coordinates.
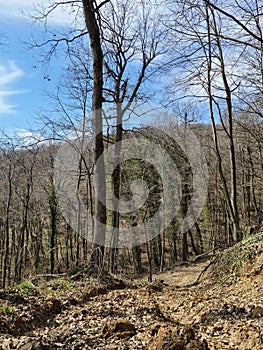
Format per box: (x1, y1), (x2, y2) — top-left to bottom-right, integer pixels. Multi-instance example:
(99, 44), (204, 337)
(82, 0), (107, 265)
(110, 103), (123, 273)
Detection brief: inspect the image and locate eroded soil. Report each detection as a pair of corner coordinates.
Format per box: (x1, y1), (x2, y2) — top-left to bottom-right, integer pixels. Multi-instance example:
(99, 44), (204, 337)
(0, 254), (262, 350)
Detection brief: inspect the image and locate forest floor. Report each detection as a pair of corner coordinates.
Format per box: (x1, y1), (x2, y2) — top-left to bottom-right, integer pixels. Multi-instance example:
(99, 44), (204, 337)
(0, 233), (263, 350)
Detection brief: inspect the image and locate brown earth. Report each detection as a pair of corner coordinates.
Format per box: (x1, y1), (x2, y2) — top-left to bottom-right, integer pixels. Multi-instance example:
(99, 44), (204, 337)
(0, 246), (262, 350)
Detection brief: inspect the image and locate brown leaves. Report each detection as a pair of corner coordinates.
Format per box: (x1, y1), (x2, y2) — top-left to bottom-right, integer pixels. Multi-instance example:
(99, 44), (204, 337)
(0, 257), (262, 349)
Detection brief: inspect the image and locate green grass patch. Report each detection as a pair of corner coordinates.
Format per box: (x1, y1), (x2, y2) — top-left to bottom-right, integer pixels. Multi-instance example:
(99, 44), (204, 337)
(46, 278), (76, 295)
(16, 281), (36, 294)
(1, 305), (16, 316)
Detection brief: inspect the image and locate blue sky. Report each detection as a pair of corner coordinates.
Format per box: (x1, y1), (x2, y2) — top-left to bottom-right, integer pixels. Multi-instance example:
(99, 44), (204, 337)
(0, 0), (73, 136)
(0, 1), (201, 138)
(0, 1), (154, 138)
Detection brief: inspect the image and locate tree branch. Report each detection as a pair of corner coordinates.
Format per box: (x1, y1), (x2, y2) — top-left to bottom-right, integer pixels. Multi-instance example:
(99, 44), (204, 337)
(95, 0), (111, 12)
(205, 0), (263, 44)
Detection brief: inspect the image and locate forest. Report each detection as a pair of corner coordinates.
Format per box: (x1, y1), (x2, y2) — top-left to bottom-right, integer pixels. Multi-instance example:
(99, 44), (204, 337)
(0, 0), (263, 289)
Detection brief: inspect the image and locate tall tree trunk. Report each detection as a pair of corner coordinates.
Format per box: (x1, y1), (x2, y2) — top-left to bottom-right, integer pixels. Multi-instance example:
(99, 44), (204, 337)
(2, 169), (12, 288)
(212, 16), (241, 242)
(82, 0), (107, 266)
(110, 104), (123, 273)
(206, 3), (242, 243)
(48, 182), (57, 274)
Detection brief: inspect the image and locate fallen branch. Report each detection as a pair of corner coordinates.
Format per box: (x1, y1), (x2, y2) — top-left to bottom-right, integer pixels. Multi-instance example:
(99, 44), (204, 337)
(193, 257), (217, 284)
(192, 249), (216, 262)
(30, 273), (67, 281)
(174, 257), (218, 290)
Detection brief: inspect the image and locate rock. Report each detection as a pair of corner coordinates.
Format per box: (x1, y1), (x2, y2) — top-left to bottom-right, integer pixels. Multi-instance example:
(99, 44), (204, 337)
(146, 282), (164, 293)
(251, 306), (263, 318)
(148, 324), (209, 350)
(101, 319), (136, 340)
(185, 338), (209, 350)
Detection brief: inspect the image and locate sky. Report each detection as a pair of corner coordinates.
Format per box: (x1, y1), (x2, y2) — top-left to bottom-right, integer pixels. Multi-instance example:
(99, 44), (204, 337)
(0, 0), (75, 137)
(0, 0), (203, 139)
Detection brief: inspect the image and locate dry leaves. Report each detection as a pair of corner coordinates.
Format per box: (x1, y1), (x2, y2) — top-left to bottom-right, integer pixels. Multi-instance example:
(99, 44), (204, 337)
(0, 254), (262, 350)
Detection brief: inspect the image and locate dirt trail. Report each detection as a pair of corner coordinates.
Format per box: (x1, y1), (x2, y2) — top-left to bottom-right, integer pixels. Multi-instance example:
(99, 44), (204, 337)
(0, 259), (262, 350)
(149, 261), (209, 287)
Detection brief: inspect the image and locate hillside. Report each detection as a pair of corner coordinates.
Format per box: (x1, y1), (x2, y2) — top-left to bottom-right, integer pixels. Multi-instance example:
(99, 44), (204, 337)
(0, 231), (262, 350)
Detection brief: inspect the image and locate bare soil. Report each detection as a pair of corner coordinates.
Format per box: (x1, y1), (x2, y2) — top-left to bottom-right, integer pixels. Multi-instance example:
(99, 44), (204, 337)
(0, 250), (262, 350)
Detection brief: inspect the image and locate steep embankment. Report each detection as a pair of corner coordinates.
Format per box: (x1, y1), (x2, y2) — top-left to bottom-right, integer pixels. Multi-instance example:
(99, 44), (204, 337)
(0, 231), (262, 350)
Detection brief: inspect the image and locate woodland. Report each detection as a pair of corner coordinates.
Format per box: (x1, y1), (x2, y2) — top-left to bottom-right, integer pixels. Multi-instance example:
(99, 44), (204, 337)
(0, 1), (263, 349)
(0, 0), (262, 287)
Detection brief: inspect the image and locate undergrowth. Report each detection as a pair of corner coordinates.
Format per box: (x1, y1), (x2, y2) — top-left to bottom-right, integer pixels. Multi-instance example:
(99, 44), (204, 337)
(208, 229), (263, 285)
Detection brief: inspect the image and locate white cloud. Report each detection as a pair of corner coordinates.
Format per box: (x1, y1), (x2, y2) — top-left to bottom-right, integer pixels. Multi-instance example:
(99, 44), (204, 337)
(0, 61), (24, 87)
(15, 129), (37, 140)
(0, 0), (35, 19)
(0, 0), (77, 25)
(15, 129), (46, 145)
(0, 60), (26, 115)
(0, 97), (17, 114)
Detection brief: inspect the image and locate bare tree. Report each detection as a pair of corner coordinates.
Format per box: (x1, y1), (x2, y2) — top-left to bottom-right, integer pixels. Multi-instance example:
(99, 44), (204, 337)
(165, 0), (246, 242)
(30, 0), (169, 271)
(81, 0), (108, 267)
(0, 139), (17, 288)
